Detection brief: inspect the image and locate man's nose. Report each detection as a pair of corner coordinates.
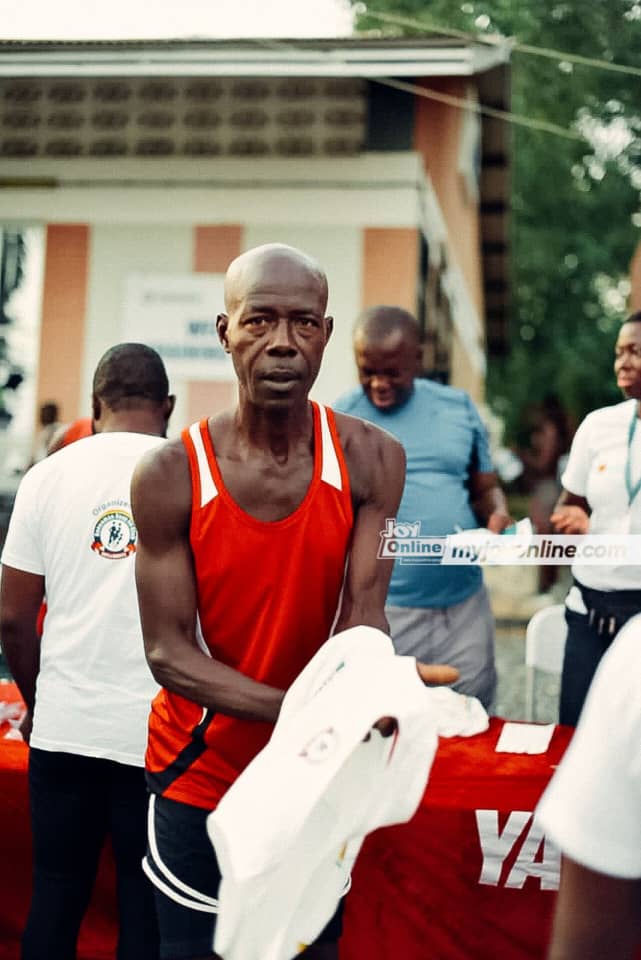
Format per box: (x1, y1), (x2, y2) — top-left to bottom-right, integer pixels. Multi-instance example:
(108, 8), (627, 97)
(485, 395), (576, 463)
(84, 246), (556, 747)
(370, 374), (390, 390)
(266, 318), (297, 353)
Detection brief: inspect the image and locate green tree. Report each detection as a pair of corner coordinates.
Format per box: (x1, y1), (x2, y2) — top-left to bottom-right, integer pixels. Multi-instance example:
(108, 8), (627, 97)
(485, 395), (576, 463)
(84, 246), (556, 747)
(351, 0), (641, 438)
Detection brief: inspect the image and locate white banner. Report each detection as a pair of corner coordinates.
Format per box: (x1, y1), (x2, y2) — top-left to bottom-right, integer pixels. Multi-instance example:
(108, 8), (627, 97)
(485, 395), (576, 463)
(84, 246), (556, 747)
(122, 273), (234, 381)
(378, 521), (641, 566)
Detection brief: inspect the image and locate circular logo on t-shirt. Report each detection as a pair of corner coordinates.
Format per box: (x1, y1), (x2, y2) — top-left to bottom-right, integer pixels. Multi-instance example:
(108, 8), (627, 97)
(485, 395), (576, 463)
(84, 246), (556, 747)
(299, 727), (339, 764)
(91, 510), (137, 560)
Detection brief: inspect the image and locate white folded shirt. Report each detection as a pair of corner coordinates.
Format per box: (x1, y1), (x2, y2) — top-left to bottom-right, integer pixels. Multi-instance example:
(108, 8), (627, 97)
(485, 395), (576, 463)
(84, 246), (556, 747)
(207, 626), (442, 960)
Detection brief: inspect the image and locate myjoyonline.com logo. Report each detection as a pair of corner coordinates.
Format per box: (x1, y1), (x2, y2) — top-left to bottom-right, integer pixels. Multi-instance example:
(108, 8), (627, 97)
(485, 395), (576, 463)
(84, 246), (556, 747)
(377, 519), (641, 565)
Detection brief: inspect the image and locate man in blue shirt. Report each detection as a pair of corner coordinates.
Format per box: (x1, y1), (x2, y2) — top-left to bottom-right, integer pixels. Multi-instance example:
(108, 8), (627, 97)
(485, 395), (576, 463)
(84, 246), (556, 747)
(334, 306), (511, 709)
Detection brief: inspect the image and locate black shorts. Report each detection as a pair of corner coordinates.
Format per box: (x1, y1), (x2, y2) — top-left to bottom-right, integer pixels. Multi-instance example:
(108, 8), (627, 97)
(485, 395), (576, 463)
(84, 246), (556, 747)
(144, 794), (344, 960)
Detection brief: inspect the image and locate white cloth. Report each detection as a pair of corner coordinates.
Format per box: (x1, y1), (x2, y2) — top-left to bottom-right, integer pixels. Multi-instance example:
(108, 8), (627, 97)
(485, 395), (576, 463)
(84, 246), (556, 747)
(536, 613), (641, 878)
(561, 398), (641, 595)
(1, 432), (163, 765)
(207, 626), (465, 960)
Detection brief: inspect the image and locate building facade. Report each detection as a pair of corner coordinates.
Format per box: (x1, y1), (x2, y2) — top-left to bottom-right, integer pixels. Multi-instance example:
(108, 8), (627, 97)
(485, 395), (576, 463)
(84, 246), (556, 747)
(0, 37), (510, 441)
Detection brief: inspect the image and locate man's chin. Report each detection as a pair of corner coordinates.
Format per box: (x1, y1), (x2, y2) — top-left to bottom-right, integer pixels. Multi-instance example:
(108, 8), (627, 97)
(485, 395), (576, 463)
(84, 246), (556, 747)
(369, 396), (396, 411)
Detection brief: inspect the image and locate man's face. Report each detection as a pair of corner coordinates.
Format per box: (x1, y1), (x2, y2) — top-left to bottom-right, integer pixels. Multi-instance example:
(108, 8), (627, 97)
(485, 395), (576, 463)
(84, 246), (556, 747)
(354, 330), (420, 411)
(217, 256), (332, 410)
(615, 322), (641, 400)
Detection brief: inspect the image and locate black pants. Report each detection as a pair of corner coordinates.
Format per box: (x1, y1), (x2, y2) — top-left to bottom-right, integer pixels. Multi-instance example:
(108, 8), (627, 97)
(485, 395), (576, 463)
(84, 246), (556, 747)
(23, 748), (159, 960)
(560, 582), (641, 726)
(559, 608), (614, 726)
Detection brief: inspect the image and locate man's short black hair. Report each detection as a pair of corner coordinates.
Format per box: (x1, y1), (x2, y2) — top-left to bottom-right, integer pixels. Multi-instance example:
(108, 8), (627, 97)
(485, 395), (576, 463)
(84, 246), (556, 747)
(623, 311), (641, 325)
(92, 343), (169, 411)
(354, 306), (421, 343)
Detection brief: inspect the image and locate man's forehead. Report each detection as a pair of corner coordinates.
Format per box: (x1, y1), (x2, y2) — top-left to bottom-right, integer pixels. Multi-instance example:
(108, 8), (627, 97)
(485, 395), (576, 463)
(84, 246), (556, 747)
(356, 328), (413, 353)
(226, 251), (325, 300)
(617, 322), (641, 344)
(228, 271), (327, 314)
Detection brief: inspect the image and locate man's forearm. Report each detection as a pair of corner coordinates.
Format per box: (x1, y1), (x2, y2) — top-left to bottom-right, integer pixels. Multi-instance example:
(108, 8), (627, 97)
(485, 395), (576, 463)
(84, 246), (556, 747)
(472, 486), (509, 526)
(0, 623), (40, 712)
(146, 637), (285, 723)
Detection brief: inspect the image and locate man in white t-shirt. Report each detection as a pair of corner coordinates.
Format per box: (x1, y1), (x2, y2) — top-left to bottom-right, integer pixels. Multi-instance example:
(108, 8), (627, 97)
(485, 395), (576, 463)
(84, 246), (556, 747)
(536, 613), (641, 959)
(0, 343), (174, 960)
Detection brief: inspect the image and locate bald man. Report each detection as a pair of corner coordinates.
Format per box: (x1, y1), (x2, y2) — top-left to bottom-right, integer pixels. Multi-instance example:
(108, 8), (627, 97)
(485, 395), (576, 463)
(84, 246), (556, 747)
(131, 245), (457, 960)
(335, 306), (511, 710)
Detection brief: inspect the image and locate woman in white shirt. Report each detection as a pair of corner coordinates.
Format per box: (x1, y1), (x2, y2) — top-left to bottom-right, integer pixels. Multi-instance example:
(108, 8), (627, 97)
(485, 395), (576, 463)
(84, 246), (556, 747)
(550, 312), (641, 725)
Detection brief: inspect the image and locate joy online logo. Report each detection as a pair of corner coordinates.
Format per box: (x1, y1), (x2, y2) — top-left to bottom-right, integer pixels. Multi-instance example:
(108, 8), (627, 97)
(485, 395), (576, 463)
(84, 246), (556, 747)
(377, 519), (446, 563)
(378, 518), (640, 566)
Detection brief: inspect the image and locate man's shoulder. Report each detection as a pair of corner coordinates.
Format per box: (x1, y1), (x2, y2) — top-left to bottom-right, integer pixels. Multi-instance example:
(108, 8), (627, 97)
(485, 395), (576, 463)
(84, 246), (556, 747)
(333, 408), (403, 450)
(581, 398), (634, 431)
(132, 435), (187, 484)
(332, 410), (405, 506)
(332, 410), (405, 480)
(413, 377), (470, 407)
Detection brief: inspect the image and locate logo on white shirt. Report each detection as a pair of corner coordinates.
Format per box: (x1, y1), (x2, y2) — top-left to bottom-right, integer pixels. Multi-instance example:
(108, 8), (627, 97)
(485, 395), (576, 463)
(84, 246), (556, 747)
(299, 727), (339, 763)
(91, 509), (137, 560)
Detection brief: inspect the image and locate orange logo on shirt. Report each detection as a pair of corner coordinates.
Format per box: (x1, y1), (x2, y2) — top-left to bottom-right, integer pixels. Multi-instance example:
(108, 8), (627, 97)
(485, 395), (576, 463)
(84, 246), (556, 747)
(597, 463), (607, 471)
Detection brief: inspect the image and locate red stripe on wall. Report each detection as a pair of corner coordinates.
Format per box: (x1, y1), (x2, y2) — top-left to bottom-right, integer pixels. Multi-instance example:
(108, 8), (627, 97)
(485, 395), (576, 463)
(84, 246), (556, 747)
(36, 224), (90, 423)
(188, 225), (243, 422)
(362, 228), (419, 312)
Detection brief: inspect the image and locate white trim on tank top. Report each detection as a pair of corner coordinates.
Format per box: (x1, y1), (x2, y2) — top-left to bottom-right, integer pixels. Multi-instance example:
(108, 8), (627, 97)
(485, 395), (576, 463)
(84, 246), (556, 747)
(189, 421), (218, 508)
(318, 403), (342, 491)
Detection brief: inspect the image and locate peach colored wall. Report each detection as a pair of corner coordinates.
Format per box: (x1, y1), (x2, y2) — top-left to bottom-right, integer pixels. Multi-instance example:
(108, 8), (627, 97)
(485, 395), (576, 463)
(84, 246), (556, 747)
(361, 228), (419, 311)
(630, 241), (641, 312)
(187, 225), (242, 422)
(36, 225), (89, 422)
(193, 225), (243, 274)
(451, 331), (482, 402)
(414, 77), (484, 320)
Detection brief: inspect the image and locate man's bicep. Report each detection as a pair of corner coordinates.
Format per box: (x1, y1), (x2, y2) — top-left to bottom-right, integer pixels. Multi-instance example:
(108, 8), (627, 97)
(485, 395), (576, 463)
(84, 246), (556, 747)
(131, 447), (197, 656)
(336, 436), (405, 633)
(135, 535), (197, 650)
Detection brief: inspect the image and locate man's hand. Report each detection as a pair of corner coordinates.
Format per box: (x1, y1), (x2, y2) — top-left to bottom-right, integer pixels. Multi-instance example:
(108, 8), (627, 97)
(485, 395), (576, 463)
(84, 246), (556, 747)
(416, 662), (460, 686)
(550, 505), (589, 534)
(373, 662), (459, 737)
(486, 510), (514, 534)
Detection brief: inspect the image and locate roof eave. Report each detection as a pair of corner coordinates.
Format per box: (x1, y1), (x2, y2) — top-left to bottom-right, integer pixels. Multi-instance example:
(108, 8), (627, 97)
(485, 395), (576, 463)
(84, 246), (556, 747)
(0, 39), (511, 79)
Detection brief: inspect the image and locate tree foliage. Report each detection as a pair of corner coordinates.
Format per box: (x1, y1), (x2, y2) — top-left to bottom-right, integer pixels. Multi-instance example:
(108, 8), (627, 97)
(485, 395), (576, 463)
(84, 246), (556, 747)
(351, 0), (641, 438)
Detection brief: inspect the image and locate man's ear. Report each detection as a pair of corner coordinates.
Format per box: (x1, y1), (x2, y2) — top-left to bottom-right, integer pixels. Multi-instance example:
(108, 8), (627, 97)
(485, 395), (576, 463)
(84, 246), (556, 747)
(216, 313), (230, 353)
(324, 316), (334, 344)
(91, 394), (102, 424)
(164, 395), (176, 422)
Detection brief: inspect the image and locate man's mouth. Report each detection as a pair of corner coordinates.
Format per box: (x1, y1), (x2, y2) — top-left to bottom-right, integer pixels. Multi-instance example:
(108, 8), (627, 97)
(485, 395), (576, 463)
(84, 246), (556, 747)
(262, 370), (300, 383)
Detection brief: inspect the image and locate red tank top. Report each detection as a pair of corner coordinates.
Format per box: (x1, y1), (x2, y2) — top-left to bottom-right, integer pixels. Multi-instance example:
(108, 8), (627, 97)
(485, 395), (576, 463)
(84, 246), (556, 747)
(146, 401), (353, 809)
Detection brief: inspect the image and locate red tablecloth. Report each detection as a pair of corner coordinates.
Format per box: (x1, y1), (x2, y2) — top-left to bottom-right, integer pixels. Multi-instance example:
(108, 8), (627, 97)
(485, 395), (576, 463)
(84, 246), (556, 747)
(0, 684), (572, 960)
(0, 682), (117, 960)
(341, 718), (573, 960)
